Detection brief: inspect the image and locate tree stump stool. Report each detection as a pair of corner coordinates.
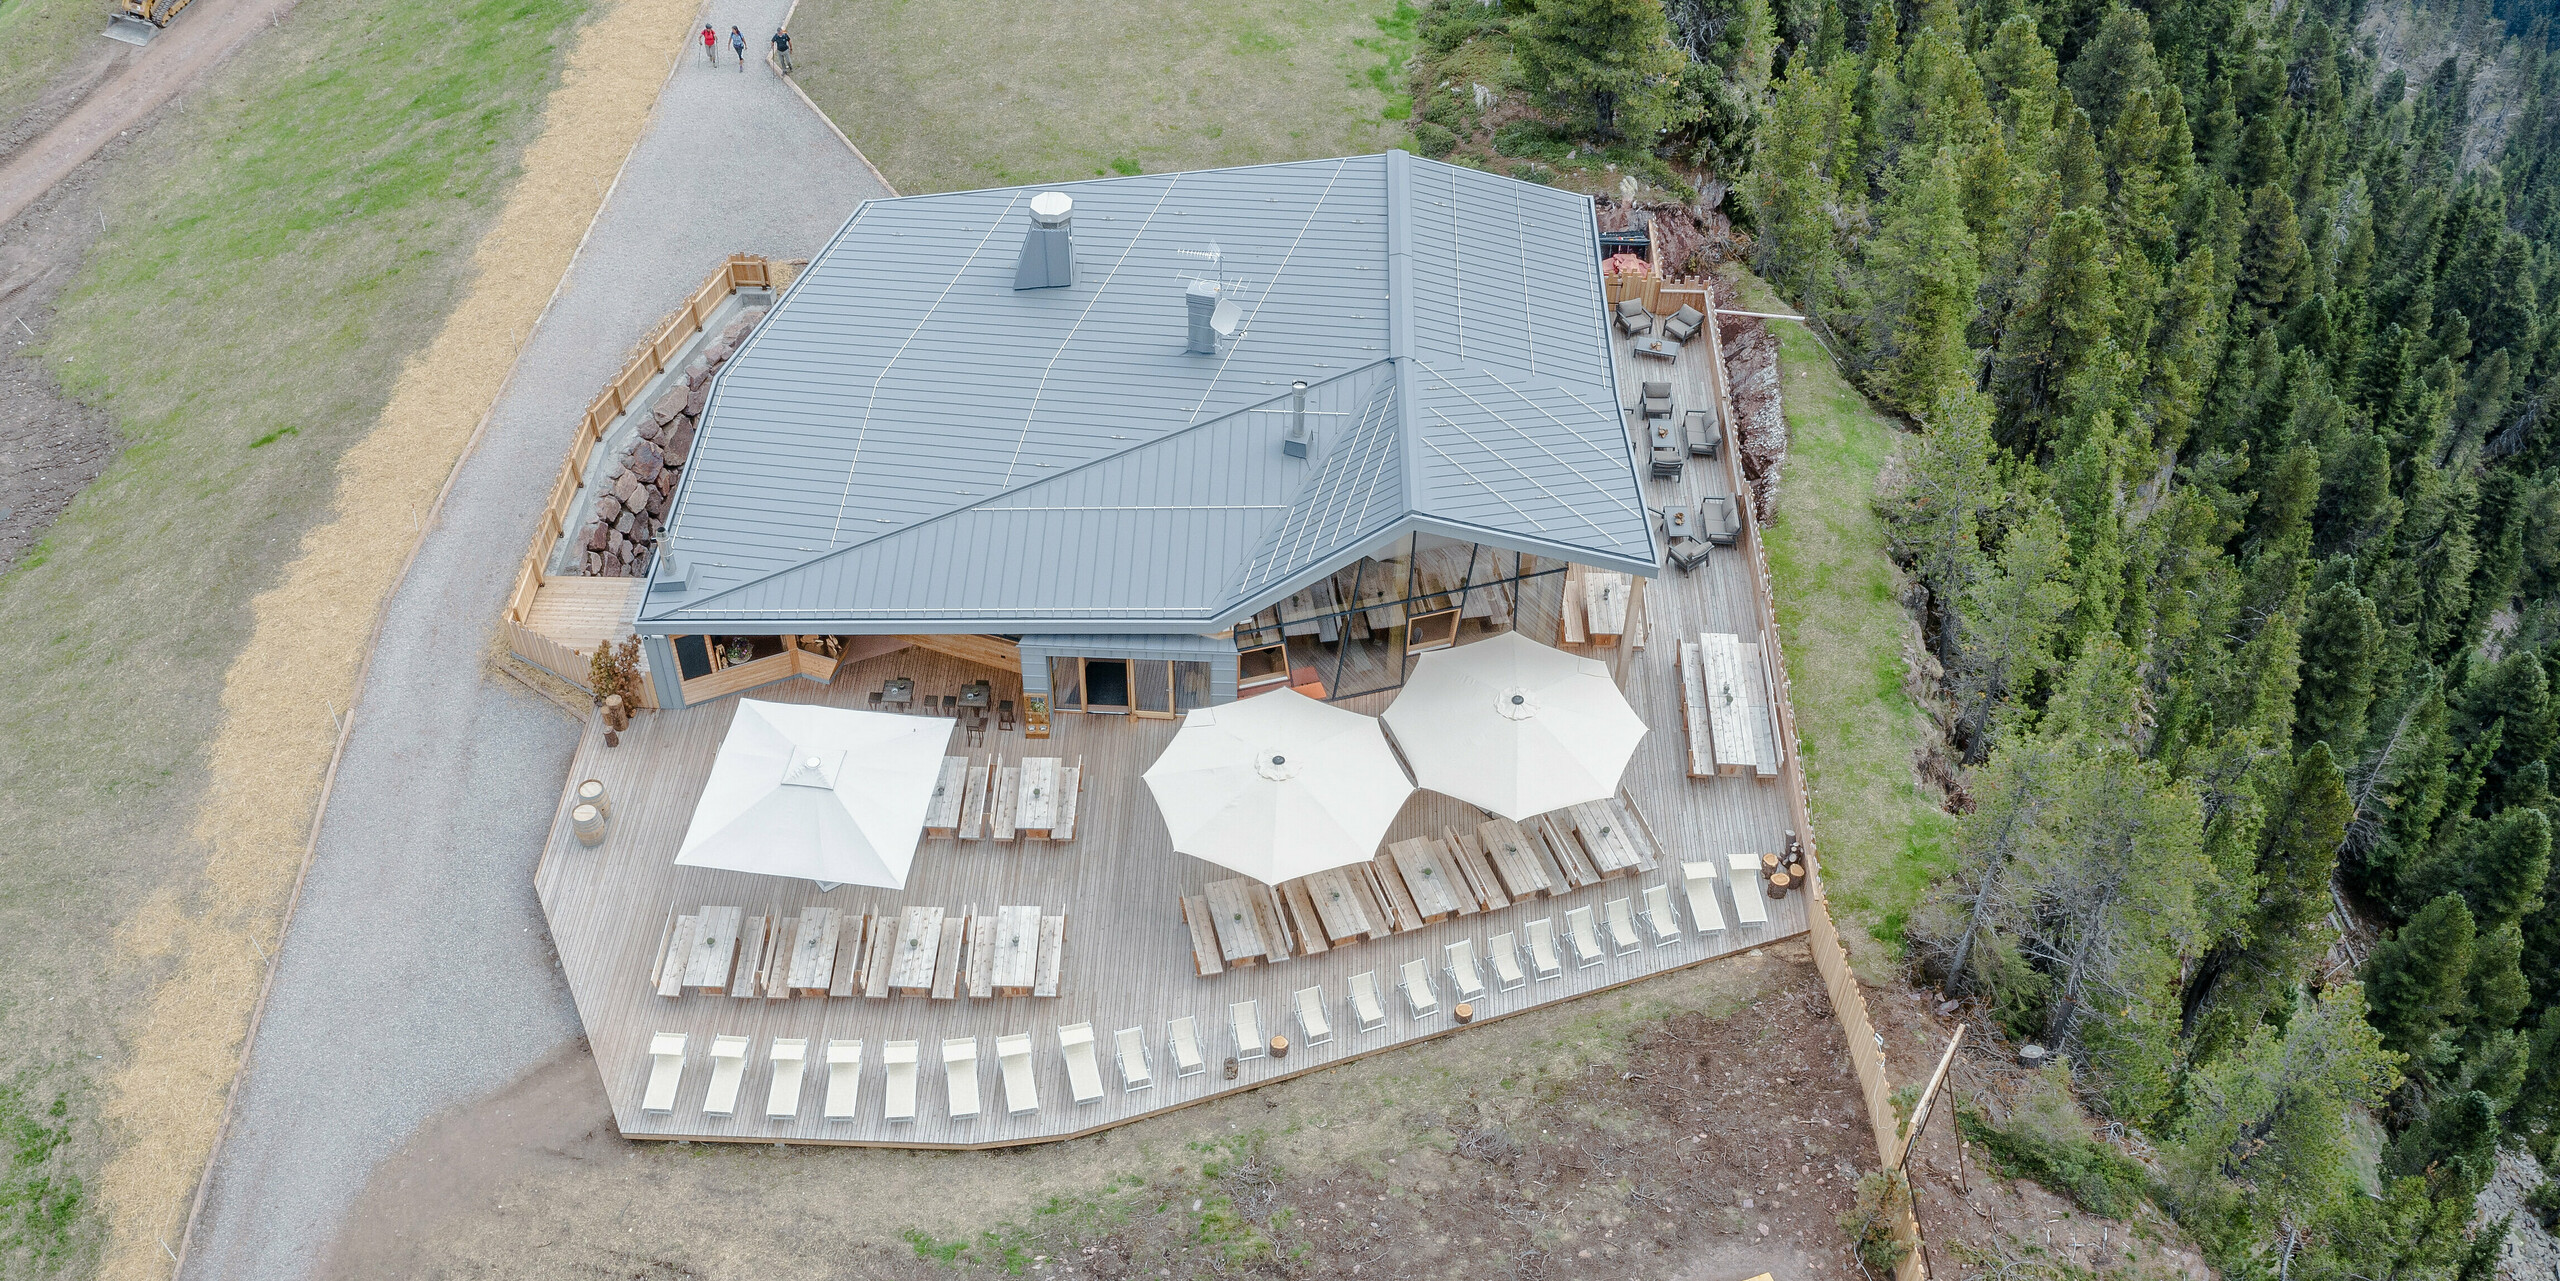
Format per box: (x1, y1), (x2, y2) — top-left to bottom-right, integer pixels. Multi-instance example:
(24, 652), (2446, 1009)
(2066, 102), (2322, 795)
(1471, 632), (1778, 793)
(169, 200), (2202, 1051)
(1454, 1002), (1475, 1024)
(1270, 1035), (1290, 1060)
(1766, 869), (1793, 899)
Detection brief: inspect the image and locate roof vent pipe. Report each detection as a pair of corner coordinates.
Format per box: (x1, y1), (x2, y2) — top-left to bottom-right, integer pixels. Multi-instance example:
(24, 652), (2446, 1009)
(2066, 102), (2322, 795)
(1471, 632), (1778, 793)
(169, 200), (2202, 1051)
(1284, 380), (1312, 458)
(1012, 192), (1075, 290)
(1185, 279), (1220, 354)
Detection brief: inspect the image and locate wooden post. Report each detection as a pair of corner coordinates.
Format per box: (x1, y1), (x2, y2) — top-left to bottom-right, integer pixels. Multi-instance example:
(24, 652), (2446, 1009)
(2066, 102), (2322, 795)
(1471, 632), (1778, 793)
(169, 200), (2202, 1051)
(603, 694), (629, 732)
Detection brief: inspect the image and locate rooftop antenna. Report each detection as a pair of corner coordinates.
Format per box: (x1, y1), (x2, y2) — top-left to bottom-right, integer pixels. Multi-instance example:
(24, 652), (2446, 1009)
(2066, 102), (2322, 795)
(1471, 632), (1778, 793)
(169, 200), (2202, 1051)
(1172, 241), (1244, 339)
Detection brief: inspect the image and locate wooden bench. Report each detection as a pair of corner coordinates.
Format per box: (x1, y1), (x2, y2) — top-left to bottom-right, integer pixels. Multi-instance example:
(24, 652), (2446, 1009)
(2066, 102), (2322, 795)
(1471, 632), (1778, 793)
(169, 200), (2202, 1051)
(963, 915), (997, 998)
(1560, 563), (1591, 646)
(654, 912), (697, 997)
(1050, 758), (1083, 841)
(1444, 827), (1511, 911)
(925, 755), (969, 836)
(1350, 863), (1401, 937)
(762, 917), (795, 998)
(1536, 815), (1602, 887)
(1678, 639), (1716, 777)
(827, 913), (868, 997)
(1181, 895), (1224, 977)
(1616, 788), (1668, 872)
(930, 914), (967, 999)
(1741, 640), (1784, 778)
(1033, 914), (1065, 998)
(991, 767), (1020, 841)
(728, 914), (769, 998)
(862, 916), (899, 998)
(889, 906), (943, 995)
(958, 757), (991, 840)
(1279, 880), (1331, 954)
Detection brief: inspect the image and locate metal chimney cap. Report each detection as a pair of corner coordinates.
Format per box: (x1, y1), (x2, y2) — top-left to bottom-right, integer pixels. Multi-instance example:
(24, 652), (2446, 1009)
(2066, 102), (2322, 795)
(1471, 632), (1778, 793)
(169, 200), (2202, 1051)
(1186, 278), (1220, 299)
(1029, 192), (1073, 226)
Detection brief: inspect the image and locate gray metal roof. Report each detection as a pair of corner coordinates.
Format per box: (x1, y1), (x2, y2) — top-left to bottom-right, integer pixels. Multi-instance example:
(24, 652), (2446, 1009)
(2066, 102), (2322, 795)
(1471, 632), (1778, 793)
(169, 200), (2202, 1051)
(639, 151), (1653, 634)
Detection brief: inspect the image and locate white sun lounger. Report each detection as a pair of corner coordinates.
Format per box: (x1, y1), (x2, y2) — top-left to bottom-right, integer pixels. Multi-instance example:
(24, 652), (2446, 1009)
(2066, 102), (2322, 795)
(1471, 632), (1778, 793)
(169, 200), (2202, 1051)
(1296, 985), (1333, 1046)
(1061, 1023), (1105, 1105)
(766, 1038), (808, 1119)
(1169, 1015), (1207, 1077)
(1446, 939), (1485, 1002)
(1232, 999), (1266, 1060)
(1348, 970), (1387, 1032)
(882, 1040), (920, 1122)
(1681, 860), (1727, 933)
(1605, 897), (1641, 954)
(1643, 883), (1681, 945)
(943, 1037), (981, 1120)
(822, 1039), (862, 1118)
(1525, 917), (1563, 979)
(703, 1034), (750, 1116)
(1566, 906), (1605, 968)
(1728, 849), (1771, 925)
(1488, 932), (1528, 991)
(1401, 958), (1440, 1020)
(642, 1032), (686, 1113)
(1116, 1026), (1153, 1092)
(998, 1033), (1038, 1116)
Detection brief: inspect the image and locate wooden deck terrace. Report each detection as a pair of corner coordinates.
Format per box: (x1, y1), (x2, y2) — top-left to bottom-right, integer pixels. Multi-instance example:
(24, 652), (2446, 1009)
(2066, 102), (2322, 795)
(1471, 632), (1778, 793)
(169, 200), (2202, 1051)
(531, 319), (1807, 1147)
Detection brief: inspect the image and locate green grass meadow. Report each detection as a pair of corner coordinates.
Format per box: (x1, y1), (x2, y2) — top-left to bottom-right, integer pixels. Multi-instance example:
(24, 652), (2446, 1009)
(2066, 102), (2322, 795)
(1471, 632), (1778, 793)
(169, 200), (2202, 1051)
(788, 0), (1417, 192)
(1742, 277), (1959, 971)
(0, 0), (118, 140)
(0, 0), (586, 1266)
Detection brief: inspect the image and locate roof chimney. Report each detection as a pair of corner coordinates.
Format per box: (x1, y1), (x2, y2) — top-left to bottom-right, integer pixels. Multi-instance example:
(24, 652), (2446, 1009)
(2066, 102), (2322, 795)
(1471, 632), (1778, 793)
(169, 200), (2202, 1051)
(1284, 380), (1313, 458)
(1013, 192), (1075, 290)
(1185, 279), (1220, 354)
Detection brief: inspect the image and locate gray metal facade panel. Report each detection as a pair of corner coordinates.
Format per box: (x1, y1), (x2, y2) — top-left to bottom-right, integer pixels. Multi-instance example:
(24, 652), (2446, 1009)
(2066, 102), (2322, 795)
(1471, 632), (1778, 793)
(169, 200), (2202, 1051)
(639, 152), (1651, 632)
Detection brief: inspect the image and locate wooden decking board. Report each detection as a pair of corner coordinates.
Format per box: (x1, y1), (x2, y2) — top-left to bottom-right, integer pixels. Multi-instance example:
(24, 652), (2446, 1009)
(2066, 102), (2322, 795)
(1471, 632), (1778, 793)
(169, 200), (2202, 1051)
(533, 334), (1822, 1145)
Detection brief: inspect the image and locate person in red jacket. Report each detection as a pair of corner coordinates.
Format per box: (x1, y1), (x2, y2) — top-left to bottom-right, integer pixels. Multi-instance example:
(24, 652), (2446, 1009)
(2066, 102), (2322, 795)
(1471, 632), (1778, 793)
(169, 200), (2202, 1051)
(699, 23), (718, 65)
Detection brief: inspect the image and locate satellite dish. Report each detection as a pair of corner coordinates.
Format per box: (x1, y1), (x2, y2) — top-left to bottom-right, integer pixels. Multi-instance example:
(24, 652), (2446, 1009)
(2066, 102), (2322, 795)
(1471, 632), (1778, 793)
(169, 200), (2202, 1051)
(1210, 298), (1242, 336)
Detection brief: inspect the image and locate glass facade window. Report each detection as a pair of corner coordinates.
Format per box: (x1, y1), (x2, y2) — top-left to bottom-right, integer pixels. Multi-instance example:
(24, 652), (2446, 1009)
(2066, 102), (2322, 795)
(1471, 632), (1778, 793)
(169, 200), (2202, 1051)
(1048, 657), (1083, 710)
(1235, 534), (1569, 702)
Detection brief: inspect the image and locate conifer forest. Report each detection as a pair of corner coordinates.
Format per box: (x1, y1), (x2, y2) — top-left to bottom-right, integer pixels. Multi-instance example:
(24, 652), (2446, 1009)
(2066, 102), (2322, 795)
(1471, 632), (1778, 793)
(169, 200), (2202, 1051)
(1415, 0), (2560, 1271)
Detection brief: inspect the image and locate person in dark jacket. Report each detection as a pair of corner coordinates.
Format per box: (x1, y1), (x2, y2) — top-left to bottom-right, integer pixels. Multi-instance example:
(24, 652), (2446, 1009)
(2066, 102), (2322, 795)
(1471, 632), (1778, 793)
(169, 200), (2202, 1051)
(770, 26), (792, 74)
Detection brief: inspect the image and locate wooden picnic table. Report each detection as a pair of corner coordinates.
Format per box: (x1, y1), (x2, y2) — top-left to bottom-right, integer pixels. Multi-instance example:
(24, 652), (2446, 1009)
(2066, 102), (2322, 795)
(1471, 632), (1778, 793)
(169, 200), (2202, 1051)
(682, 906), (743, 992)
(1699, 632), (1757, 775)
(888, 906), (944, 995)
(1584, 571), (1631, 639)
(1016, 756), (1062, 836)
(1476, 819), (1554, 899)
(924, 755), (969, 835)
(881, 677), (914, 710)
(1203, 877), (1269, 967)
(1568, 801), (1642, 876)
(991, 904), (1041, 995)
(1387, 837), (1464, 921)
(1300, 867), (1374, 943)
(959, 680), (993, 709)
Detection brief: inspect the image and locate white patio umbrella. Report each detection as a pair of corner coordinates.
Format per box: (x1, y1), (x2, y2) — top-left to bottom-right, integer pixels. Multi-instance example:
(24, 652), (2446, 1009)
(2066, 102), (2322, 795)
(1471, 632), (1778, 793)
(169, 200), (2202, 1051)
(1381, 630), (1647, 820)
(1141, 687), (1414, 883)
(675, 698), (954, 889)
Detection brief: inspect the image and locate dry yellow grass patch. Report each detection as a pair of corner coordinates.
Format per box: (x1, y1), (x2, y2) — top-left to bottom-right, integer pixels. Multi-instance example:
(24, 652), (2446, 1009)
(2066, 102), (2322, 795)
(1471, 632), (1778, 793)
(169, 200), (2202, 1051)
(92, 0), (699, 1273)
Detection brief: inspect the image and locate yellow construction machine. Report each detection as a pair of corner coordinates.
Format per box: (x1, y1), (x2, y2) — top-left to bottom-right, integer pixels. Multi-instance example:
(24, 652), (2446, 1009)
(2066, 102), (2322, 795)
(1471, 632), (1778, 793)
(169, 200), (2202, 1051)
(105, 0), (196, 45)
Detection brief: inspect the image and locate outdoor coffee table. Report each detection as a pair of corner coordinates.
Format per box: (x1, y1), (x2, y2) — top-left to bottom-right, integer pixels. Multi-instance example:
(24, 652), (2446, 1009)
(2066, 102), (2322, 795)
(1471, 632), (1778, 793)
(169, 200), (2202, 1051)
(882, 677), (915, 710)
(1632, 335), (1678, 360)
(959, 681), (992, 709)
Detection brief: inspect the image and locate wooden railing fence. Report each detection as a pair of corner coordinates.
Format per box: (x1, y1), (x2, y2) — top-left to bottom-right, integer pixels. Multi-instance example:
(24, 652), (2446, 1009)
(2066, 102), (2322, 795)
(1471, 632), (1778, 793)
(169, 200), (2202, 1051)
(1700, 282), (1931, 1281)
(500, 254), (801, 701)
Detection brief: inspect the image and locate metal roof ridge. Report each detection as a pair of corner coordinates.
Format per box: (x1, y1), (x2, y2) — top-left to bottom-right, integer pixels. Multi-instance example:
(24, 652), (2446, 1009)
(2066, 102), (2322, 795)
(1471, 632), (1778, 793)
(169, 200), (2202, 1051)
(639, 361), (1397, 622)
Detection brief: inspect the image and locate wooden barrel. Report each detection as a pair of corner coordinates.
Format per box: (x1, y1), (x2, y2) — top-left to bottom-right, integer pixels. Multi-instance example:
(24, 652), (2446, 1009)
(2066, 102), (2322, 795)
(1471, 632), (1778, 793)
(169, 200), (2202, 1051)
(574, 778), (610, 821)
(572, 802), (606, 847)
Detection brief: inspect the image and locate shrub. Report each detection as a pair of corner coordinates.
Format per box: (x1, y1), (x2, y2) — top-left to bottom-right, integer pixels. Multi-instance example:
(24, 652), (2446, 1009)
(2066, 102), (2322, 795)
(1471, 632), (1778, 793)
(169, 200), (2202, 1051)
(1410, 120), (1459, 157)
(587, 635), (643, 707)
(1839, 1170), (1913, 1274)
(1957, 1107), (2155, 1218)
(1493, 119), (1573, 160)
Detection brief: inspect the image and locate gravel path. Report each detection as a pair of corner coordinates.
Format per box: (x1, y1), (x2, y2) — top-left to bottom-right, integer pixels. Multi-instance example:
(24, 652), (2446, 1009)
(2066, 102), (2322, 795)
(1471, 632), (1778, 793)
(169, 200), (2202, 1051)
(177, 10), (888, 1277)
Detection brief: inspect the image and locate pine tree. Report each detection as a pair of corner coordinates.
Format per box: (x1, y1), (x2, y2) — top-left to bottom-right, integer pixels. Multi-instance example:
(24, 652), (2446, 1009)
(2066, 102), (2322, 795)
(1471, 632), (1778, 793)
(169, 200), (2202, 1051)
(2295, 582), (2381, 760)
(1865, 145), (1983, 411)
(1989, 208), (2118, 453)
(1747, 66), (1849, 304)
(2465, 921), (2530, 1038)
(2181, 744), (2352, 1061)
(2385, 1090), (2499, 1196)
(2361, 892), (2476, 1063)
(2236, 183), (2309, 327)
(2168, 982), (2398, 1238)
(1515, 0), (1695, 139)
(1952, 498), (2076, 746)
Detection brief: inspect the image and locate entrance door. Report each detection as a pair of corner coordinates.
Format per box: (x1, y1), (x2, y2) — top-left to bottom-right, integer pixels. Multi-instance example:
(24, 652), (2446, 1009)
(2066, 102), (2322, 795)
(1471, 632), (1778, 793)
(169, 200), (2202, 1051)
(1132, 660), (1174, 718)
(1083, 658), (1131, 714)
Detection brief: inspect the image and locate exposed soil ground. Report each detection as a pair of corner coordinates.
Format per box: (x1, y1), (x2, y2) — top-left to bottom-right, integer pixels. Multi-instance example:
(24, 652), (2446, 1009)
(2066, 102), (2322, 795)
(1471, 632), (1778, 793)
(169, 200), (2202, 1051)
(0, 152), (116, 572)
(321, 944), (1881, 1280)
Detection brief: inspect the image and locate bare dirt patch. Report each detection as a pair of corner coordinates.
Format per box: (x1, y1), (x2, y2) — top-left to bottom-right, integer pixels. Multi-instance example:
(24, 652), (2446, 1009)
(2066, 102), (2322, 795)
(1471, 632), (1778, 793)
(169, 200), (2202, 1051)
(323, 943), (1885, 1280)
(0, 146), (116, 573)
